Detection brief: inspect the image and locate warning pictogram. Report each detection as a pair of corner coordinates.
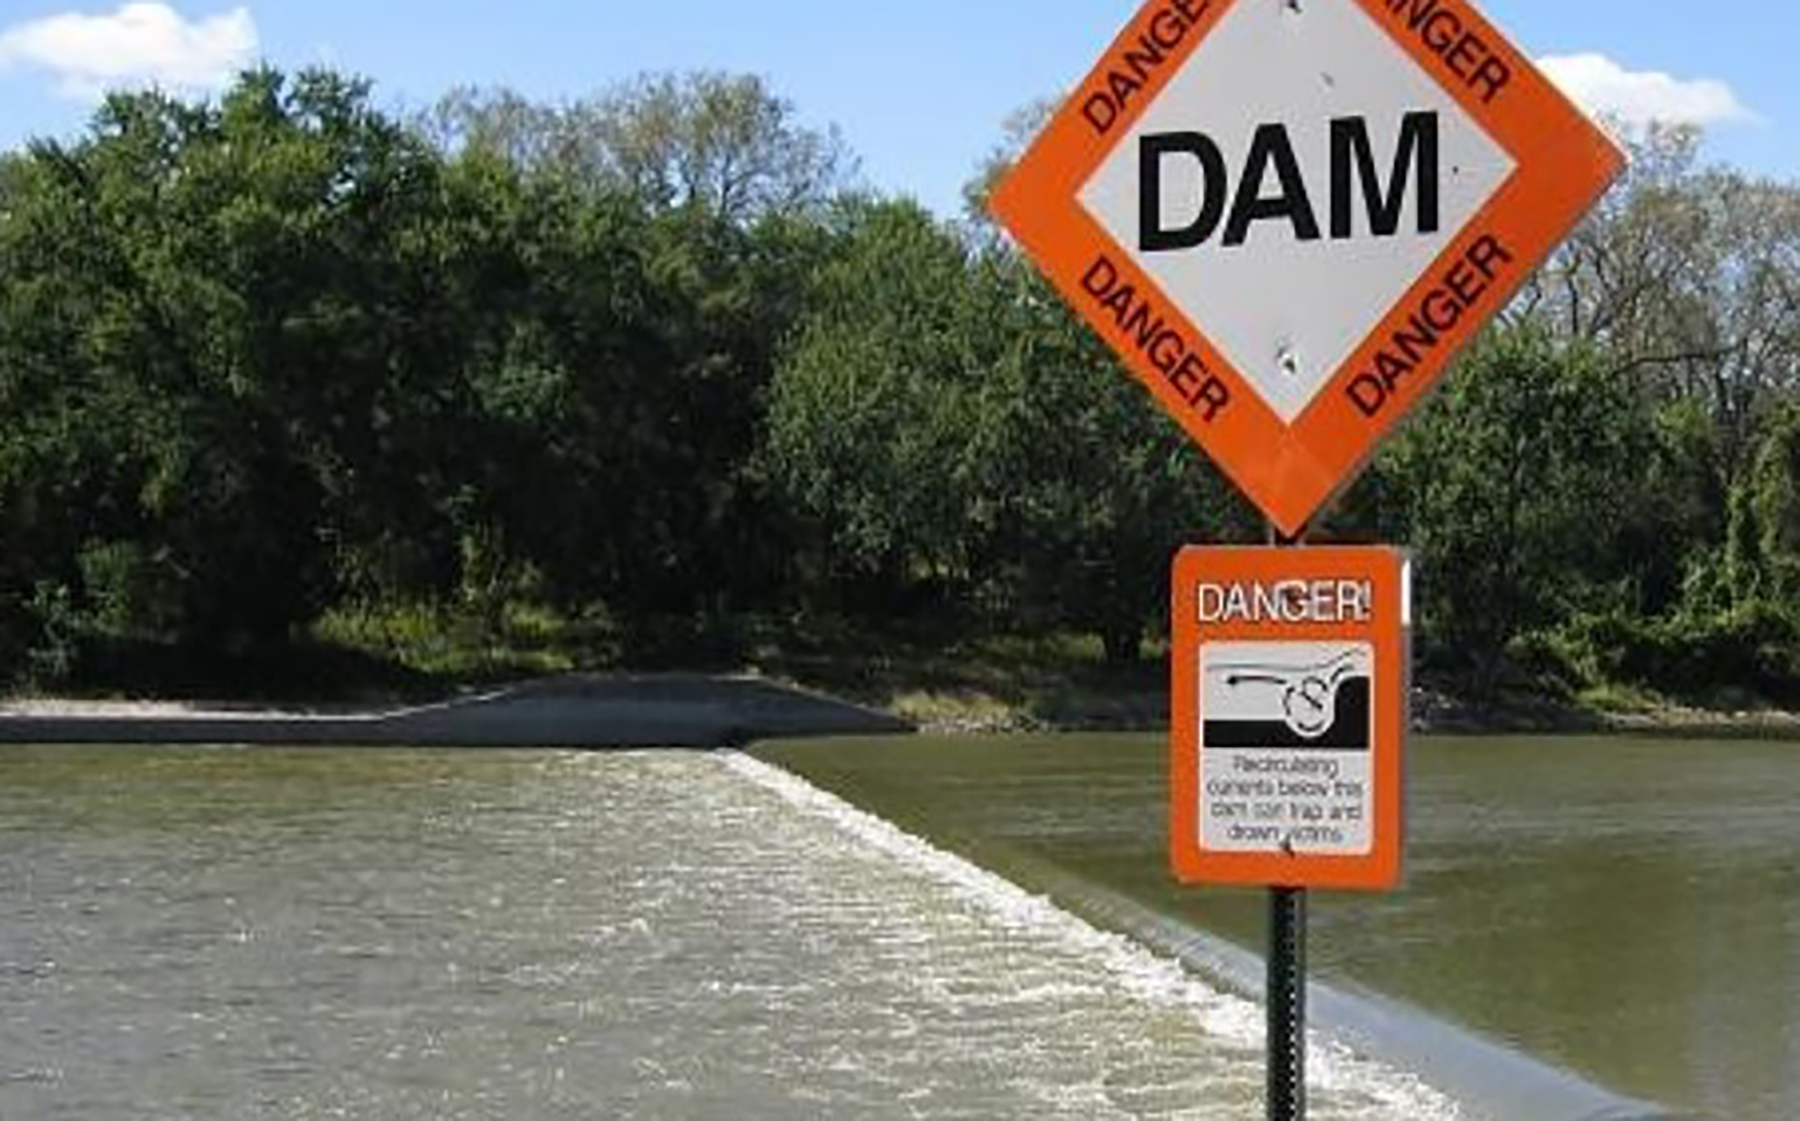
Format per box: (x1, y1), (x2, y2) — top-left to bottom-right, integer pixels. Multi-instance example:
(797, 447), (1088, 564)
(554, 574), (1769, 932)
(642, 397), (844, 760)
(990, 0), (1626, 534)
(1200, 642), (1374, 856)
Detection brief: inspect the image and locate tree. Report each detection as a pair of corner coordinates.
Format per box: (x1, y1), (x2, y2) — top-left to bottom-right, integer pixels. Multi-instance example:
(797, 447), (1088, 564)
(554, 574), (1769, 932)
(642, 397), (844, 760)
(762, 197), (1252, 659)
(1384, 326), (1655, 695)
(961, 97), (1057, 232)
(1519, 125), (1800, 474)
(978, 253), (1254, 661)
(761, 198), (998, 600)
(0, 68), (502, 659)
(1747, 403), (1800, 597)
(423, 72), (858, 224)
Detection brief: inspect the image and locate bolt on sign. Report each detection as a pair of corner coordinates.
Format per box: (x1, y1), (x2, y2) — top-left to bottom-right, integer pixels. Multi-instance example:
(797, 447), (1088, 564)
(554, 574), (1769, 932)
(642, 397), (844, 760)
(989, 0), (1626, 534)
(1171, 546), (1410, 889)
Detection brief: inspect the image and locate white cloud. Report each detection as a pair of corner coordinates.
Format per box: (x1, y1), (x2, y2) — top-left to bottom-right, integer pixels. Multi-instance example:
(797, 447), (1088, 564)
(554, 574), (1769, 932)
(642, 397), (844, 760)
(0, 3), (257, 100)
(1537, 53), (1757, 134)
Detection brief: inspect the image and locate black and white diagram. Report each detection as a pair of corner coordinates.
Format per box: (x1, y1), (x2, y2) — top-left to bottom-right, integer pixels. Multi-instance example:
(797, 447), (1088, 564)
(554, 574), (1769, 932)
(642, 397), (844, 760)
(1199, 642), (1375, 856)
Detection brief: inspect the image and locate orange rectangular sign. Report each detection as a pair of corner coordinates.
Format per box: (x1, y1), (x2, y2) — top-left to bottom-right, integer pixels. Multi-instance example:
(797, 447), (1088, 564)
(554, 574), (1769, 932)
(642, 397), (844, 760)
(1171, 546), (1409, 890)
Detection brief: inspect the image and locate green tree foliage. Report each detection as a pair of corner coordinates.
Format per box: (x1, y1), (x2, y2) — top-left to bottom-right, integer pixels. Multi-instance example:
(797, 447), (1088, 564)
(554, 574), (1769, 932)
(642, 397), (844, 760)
(1749, 404), (1800, 592)
(977, 255), (1255, 661)
(422, 74), (852, 621)
(469, 186), (832, 620)
(0, 68), (850, 683)
(7, 68), (1800, 708)
(1481, 124), (1800, 704)
(2, 70), (463, 655)
(762, 199), (1251, 660)
(1380, 329), (1653, 694)
(761, 199), (1003, 597)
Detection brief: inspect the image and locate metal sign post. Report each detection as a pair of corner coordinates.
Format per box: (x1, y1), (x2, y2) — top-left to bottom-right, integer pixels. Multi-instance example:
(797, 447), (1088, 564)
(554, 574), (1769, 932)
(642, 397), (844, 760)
(1267, 524), (1306, 1121)
(1268, 885), (1307, 1121)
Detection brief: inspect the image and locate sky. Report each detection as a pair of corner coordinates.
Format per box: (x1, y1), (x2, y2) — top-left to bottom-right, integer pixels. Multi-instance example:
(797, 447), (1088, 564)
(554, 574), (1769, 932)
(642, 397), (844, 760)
(0, 1), (1789, 217)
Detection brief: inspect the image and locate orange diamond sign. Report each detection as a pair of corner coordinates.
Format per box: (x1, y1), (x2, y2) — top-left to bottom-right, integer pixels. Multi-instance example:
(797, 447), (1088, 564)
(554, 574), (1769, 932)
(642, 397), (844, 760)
(990, 0), (1625, 534)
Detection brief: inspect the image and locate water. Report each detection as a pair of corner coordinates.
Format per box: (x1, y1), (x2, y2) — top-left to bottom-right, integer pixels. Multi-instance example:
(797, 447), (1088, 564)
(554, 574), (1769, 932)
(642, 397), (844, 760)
(0, 746), (1453, 1120)
(758, 733), (1800, 1121)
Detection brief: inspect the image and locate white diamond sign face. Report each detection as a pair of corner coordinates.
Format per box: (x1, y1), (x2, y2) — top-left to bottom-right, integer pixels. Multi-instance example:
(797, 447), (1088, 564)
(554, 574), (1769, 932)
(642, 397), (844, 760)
(991, 0), (1625, 534)
(1078, 0), (1515, 423)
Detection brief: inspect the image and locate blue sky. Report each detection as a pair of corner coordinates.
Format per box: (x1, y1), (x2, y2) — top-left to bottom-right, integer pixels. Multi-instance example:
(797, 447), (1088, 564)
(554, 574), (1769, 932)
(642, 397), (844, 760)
(0, 2), (1789, 216)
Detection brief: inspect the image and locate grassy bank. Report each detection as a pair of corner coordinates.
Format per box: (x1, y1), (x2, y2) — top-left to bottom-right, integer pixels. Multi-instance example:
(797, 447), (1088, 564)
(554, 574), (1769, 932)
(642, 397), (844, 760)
(4, 603), (1164, 721)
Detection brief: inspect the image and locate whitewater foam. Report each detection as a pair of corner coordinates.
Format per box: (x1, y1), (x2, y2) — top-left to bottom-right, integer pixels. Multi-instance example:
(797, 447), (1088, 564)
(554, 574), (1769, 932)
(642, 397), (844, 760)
(724, 750), (1463, 1120)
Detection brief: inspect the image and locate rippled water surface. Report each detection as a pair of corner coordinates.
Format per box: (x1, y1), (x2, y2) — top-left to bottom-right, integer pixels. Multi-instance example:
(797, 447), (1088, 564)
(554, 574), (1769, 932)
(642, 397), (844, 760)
(0, 747), (1453, 1120)
(761, 733), (1800, 1121)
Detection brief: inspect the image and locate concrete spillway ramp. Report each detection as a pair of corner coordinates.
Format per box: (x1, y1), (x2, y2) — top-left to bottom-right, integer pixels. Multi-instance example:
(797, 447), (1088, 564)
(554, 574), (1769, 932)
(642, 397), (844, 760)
(1029, 867), (1691, 1121)
(0, 674), (913, 748)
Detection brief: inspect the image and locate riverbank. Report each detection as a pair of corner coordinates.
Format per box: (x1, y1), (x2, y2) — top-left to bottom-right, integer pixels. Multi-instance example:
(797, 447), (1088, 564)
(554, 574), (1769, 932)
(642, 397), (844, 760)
(10, 611), (1800, 741)
(11, 668), (1800, 742)
(362, 606), (1800, 739)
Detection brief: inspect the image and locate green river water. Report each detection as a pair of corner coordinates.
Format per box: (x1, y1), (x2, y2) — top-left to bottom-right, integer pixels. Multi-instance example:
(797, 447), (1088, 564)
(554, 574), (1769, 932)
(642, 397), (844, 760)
(758, 733), (1800, 1121)
(1, 734), (1791, 1119)
(0, 745), (1453, 1121)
